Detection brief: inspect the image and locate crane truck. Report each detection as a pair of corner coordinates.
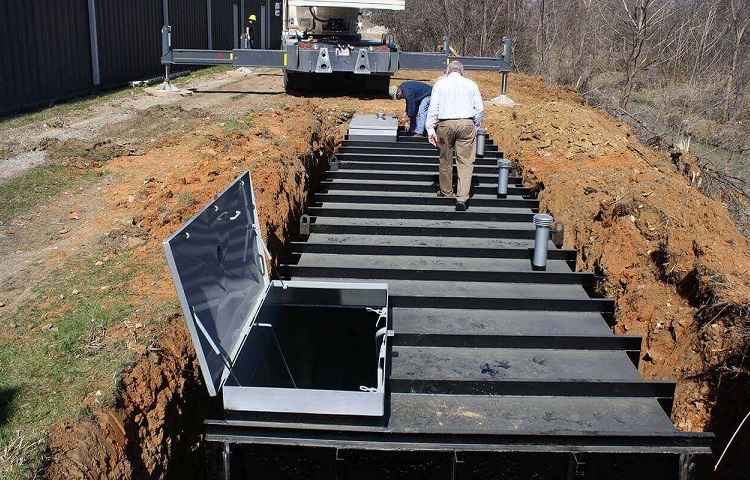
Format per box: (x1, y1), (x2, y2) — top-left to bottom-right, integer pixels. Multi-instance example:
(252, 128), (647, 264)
(281, 0), (402, 91)
(160, 0), (513, 96)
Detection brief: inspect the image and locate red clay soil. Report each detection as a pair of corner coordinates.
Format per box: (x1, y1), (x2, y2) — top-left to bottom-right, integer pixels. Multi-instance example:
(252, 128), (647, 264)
(476, 72), (750, 477)
(42, 73), (750, 479)
(44, 325), (201, 479)
(43, 100), (343, 479)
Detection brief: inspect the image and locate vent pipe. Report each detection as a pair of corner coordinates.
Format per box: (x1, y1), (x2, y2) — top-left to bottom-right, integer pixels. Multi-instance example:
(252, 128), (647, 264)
(497, 158), (512, 198)
(476, 128), (488, 156)
(532, 214), (554, 271)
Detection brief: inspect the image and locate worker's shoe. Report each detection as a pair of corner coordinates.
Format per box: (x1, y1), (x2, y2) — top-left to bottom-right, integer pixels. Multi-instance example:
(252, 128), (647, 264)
(455, 200), (468, 211)
(437, 190), (454, 198)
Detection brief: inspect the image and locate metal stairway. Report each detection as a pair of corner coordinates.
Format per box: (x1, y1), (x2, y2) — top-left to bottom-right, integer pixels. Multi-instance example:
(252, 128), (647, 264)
(210, 134), (713, 477)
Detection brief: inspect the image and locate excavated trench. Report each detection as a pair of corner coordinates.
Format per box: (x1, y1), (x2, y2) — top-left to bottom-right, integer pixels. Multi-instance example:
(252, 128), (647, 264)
(34, 72), (750, 479)
(209, 131), (719, 479)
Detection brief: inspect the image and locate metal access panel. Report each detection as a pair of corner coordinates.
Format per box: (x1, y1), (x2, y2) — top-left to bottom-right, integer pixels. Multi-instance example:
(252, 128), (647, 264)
(163, 172), (389, 417)
(348, 113), (398, 142)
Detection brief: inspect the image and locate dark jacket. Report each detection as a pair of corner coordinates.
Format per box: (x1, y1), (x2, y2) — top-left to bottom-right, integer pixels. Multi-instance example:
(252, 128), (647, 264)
(399, 81), (432, 117)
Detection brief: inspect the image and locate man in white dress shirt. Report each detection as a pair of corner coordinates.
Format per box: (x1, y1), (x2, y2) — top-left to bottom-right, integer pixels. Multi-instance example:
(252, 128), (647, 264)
(425, 61), (485, 211)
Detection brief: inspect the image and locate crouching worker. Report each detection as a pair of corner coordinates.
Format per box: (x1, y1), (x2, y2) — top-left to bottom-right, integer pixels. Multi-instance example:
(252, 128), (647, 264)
(426, 60), (484, 211)
(390, 81), (432, 136)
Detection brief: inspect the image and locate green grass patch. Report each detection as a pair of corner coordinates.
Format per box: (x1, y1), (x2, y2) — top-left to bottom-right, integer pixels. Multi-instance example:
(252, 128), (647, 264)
(219, 115), (256, 135)
(0, 65), (231, 131)
(0, 255), (142, 479)
(0, 164), (98, 224)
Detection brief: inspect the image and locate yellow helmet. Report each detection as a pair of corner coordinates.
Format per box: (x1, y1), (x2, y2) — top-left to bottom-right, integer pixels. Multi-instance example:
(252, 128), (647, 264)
(248, 14), (257, 21)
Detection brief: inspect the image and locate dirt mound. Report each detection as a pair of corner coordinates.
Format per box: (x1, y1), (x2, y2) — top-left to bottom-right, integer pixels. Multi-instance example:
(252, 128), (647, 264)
(476, 72), (750, 475)
(41, 100), (343, 479)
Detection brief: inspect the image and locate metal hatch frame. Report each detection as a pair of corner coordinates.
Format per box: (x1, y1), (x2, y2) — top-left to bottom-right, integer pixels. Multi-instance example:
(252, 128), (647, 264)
(163, 171), (269, 396)
(348, 113), (399, 142)
(223, 279), (390, 417)
(164, 171), (391, 417)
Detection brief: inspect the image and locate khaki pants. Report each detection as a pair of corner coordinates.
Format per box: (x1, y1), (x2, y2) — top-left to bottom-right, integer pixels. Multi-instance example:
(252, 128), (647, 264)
(435, 119), (477, 202)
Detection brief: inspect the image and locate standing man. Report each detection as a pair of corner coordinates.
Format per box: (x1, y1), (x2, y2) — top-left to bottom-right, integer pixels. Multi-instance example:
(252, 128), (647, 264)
(390, 81), (432, 136)
(245, 15), (257, 49)
(426, 61), (484, 211)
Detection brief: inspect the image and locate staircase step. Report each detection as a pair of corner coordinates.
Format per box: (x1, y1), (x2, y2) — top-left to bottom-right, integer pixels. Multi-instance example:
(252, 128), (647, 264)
(319, 180), (532, 197)
(307, 206), (534, 223)
(313, 193), (539, 208)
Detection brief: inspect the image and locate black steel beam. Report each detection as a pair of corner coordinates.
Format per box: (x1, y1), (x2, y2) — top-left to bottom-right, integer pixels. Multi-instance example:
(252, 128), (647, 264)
(392, 136), (442, 144)
(326, 171), (501, 184)
(285, 265), (594, 286)
(306, 208), (533, 223)
(319, 182), (532, 196)
(338, 146), (500, 155)
(313, 194), (539, 208)
(336, 163), (506, 174)
(390, 379), (676, 398)
(338, 149), (501, 158)
(340, 142), (497, 151)
(341, 140), (499, 147)
(290, 242), (576, 261)
(392, 333), (642, 351)
(204, 425), (713, 454)
(341, 139), (497, 147)
(308, 224), (536, 239)
(336, 153), (498, 163)
(389, 296), (616, 313)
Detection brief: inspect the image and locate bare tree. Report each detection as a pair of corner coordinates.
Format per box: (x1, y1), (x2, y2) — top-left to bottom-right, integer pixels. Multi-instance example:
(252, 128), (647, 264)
(690, 1), (725, 81)
(606, 0), (677, 108)
(723, 0), (750, 120)
(373, 0), (749, 159)
(478, 0), (505, 56)
(373, 0), (514, 57)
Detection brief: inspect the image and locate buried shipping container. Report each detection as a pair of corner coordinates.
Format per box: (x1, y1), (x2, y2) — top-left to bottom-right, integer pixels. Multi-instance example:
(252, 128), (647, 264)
(163, 171), (389, 416)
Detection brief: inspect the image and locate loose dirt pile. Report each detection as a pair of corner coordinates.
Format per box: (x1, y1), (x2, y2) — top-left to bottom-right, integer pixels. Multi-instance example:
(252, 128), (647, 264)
(40, 99), (345, 478)
(3, 69), (748, 479)
(476, 72), (750, 477)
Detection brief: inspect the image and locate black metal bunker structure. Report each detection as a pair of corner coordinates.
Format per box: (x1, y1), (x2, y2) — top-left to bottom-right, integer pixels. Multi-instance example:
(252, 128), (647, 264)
(163, 114), (714, 478)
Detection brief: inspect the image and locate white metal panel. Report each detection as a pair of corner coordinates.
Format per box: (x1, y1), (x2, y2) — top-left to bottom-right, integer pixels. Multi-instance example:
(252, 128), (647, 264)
(289, 0), (405, 11)
(348, 113), (398, 142)
(163, 171), (270, 397)
(349, 113), (399, 131)
(223, 386), (385, 416)
(226, 280), (389, 417)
